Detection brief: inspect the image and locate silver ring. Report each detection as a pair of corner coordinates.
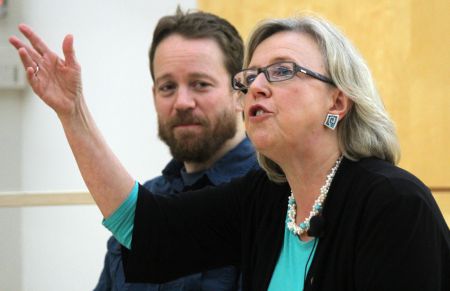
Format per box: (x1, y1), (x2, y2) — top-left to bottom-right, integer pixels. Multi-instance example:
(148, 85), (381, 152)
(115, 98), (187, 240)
(34, 64), (40, 76)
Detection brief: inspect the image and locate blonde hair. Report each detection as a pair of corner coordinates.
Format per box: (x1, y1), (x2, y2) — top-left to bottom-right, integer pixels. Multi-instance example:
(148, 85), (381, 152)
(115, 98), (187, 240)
(245, 15), (400, 182)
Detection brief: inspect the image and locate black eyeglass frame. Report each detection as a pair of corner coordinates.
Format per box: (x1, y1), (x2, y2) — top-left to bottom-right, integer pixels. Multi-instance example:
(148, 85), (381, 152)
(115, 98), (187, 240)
(232, 61), (335, 93)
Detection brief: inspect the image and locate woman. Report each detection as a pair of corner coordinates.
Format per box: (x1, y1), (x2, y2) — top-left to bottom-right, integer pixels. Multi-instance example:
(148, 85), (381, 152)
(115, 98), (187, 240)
(10, 14), (449, 291)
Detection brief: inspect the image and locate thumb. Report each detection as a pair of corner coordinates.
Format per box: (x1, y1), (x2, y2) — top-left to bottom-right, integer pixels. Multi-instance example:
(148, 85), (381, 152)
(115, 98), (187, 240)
(62, 34), (77, 67)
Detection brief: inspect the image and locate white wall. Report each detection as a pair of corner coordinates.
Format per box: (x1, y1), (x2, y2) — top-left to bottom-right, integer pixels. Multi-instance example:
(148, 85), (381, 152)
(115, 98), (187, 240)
(0, 0), (197, 290)
(0, 2), (25, 291)
(20, 205), (109, 291)
(0, 90), (22, 191)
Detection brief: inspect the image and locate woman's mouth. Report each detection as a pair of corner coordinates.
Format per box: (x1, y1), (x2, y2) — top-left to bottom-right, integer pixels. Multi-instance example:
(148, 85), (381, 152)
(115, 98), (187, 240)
(249, 104), (271, 117)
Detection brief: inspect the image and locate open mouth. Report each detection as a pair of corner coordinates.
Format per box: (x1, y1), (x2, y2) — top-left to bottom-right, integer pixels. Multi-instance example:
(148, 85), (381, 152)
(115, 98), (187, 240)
(249, 104), (271, 117)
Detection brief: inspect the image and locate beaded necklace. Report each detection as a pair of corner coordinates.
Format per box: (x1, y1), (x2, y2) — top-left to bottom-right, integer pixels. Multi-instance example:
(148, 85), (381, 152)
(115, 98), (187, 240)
(286, 155), (343, 236)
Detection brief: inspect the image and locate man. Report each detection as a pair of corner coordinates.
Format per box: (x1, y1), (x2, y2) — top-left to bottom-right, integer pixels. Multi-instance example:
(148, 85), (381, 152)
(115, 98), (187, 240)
(93, 8), (258, 291)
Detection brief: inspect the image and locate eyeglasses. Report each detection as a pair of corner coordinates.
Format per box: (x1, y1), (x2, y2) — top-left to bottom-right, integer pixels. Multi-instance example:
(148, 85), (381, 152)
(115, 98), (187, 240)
(232, 61), (335, 93)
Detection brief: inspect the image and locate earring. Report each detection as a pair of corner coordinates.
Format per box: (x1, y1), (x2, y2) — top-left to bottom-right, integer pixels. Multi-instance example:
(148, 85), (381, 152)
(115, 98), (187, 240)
(323, 113), (339, 130)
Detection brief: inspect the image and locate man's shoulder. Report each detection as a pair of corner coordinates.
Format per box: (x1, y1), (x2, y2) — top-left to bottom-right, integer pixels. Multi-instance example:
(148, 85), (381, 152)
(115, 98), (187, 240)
(106, 236), (122, 254)
(209, 138), (259, 183)
(142, 175), (170, 192)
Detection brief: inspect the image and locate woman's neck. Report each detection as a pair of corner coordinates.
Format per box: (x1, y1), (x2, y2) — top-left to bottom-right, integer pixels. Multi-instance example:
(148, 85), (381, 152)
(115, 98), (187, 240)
(283, 148), (342, 222)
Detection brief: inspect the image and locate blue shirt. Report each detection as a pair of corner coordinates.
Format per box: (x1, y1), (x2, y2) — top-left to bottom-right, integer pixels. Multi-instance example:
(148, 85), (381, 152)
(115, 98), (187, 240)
(94, 138), (258, 291)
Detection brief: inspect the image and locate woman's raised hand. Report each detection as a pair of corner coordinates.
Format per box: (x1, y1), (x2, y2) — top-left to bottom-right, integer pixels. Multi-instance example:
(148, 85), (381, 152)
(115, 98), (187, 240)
(9, 24), (82, 119)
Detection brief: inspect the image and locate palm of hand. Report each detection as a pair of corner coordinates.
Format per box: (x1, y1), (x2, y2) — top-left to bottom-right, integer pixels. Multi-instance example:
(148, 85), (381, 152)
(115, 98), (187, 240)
(34, 51), (82, 115)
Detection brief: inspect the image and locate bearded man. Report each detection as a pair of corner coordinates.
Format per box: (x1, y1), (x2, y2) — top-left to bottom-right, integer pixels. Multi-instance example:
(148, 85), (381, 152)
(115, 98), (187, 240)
(94, 8), (257, 291)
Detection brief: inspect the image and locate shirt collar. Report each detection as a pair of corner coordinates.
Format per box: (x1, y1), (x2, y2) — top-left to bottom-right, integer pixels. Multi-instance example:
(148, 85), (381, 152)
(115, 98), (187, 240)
(161, 137), (257, 186)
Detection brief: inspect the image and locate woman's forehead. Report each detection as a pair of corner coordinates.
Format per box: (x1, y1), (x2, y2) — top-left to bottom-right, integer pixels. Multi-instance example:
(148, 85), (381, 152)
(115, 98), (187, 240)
(249, 31), (323, 68)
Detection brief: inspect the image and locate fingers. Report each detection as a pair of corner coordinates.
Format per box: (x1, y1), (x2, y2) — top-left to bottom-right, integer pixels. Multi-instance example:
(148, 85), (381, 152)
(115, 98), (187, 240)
(18, 48), (41, 83)
(25, 66), (37, 83)
(9, 36), (37, 79)
(17, 47), (36, 71)
(9, 35), (44, 65)
(18, 23), (50, 56)
(10, 23), (79, 86)
(8, 35), (23, 50)
(10, 24), (59, 83)
(11, 24), (78, 69)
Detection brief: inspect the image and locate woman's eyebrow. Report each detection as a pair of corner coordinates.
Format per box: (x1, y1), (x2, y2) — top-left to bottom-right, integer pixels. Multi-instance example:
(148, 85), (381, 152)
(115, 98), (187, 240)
(247, 56), (297, 68)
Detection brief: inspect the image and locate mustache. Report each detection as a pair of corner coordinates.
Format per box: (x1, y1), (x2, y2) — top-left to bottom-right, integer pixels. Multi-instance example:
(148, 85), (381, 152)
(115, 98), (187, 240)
(166, 111), (208, 128)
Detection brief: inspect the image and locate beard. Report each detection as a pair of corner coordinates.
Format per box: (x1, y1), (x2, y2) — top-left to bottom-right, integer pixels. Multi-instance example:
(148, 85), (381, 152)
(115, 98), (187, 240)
(158, 108), (237, 163)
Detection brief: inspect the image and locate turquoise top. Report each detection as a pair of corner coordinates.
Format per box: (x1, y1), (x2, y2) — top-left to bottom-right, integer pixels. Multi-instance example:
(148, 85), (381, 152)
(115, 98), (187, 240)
(102, 181), (139, 249)
(268, 219), (317, 291)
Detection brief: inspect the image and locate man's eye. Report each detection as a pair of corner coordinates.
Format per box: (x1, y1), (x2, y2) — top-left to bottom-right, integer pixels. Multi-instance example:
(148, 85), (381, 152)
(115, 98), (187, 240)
(192, 81), (211, 90)
(157, 83), (176, 94)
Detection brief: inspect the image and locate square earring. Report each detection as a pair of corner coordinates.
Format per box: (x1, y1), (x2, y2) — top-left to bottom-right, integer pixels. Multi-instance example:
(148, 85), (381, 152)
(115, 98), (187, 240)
(324, 113), (339, 130)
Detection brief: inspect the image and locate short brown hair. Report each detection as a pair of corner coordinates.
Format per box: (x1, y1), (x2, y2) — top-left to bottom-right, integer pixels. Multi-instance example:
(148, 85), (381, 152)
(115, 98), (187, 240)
(149, 7), (244, 81)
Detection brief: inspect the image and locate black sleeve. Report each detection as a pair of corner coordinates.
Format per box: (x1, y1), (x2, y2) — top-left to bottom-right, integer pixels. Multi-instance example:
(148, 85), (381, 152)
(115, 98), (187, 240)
(121, 173), (254, 283)
(354, 177), (450, 291)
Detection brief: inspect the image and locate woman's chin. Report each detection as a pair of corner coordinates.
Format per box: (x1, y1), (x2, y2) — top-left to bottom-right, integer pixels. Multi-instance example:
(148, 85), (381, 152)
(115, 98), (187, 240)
(248, 135), (274, 154)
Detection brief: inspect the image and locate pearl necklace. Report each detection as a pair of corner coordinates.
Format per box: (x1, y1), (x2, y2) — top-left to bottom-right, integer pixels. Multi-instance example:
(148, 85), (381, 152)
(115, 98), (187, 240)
(287, 156), (343, 236)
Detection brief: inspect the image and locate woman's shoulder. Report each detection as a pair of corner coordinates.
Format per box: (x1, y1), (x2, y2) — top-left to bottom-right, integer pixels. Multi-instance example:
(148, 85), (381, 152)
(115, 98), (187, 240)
(349, 157), (428, 193)
(346, 157), (444, 220)
(344, 158), (449, 243)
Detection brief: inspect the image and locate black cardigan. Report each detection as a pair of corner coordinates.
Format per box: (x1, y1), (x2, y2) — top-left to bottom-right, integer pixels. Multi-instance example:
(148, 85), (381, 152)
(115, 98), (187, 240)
(123, 158), (450, 290)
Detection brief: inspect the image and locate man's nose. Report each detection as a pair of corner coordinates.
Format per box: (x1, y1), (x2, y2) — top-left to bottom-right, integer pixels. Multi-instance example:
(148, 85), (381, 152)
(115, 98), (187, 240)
(173, 87), (196, 110)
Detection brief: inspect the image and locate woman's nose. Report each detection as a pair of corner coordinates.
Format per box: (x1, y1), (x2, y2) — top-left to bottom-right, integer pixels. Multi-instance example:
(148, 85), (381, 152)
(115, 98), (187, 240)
(247, 73), (270, 99)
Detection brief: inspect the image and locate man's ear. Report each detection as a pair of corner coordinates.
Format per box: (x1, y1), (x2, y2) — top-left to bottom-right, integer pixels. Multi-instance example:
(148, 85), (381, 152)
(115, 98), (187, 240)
(328, 88), (352, 120)
(152, 85), (157, 102)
